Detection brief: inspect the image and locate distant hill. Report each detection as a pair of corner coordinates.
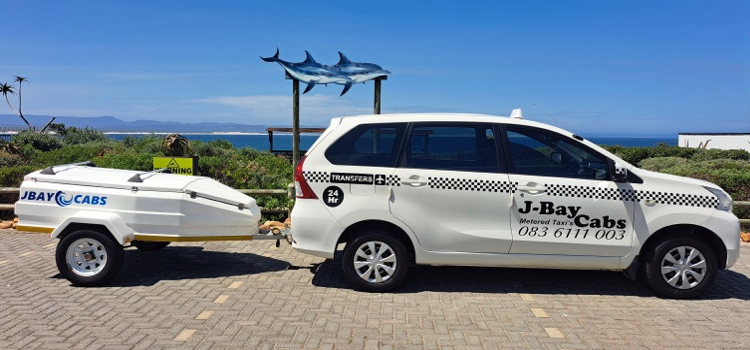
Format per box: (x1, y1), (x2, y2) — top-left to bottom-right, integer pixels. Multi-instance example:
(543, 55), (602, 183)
(0, 114), (277, 133)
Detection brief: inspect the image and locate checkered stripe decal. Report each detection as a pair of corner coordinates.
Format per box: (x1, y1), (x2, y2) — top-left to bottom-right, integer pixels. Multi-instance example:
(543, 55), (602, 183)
(546, 184), (638, 201)
(385, 175), (401, 186)
(635, 191), (719, 208)
(303, 171), (329, 183)
(545, 184), (718, 208)
(429, 177), (516, 193)
(302, 170), (718, 209)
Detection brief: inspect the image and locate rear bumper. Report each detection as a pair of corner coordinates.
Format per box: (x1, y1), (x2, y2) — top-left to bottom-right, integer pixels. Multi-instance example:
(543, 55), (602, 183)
(290, 199), (345, 260)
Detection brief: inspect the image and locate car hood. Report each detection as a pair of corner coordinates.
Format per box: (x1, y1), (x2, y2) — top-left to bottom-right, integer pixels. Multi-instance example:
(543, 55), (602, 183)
(633, 167), (724, 191)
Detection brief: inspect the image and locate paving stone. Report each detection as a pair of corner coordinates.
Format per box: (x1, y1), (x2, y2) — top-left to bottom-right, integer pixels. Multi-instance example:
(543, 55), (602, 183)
(1, 229), (750, 349)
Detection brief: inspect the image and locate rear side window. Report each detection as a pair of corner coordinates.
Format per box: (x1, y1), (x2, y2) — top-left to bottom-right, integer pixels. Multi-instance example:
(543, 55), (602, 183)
(403, 124), (501, 173)
(325, 123), (406, 167)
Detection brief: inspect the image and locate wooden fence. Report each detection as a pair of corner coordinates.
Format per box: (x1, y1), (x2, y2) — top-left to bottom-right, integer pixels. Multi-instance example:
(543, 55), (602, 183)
(736, 201), (750, 225)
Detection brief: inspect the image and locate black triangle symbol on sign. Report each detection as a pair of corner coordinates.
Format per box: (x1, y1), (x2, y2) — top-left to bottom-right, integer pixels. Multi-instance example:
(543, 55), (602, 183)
(167, 158), (180, 168)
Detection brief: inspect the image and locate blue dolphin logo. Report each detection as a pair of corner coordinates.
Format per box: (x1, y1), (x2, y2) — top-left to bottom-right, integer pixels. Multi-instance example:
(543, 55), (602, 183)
(55, 191), (73, 207)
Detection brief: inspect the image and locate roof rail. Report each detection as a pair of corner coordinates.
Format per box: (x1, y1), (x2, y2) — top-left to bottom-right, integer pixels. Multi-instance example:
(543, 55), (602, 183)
(40, 161), (96, 175)
(128, 167), (173, 183)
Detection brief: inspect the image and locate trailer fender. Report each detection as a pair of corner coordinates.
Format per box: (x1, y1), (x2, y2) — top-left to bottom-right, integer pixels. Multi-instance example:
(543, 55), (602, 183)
(51, 211), (134, 245)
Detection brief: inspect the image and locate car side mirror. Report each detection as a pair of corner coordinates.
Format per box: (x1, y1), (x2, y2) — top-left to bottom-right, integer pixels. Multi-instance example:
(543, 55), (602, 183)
(613, 163), (628, 182)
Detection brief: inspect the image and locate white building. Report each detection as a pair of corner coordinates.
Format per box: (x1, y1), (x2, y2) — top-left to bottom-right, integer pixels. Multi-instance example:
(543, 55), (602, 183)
(678, 133), (750, 152)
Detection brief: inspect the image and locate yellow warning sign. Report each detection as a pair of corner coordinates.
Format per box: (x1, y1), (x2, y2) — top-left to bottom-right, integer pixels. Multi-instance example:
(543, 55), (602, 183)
(153, 157), (196, 176)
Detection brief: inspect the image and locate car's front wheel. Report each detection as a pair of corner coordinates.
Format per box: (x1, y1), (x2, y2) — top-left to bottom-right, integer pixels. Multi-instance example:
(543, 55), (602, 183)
(644, 235), (718, 299)
(342, 230), (409, 292)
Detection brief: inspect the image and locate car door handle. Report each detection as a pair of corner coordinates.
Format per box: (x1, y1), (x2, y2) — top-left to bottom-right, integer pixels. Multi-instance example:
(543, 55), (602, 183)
(517, 184), (547, 193)
(402, 175), (428, 187)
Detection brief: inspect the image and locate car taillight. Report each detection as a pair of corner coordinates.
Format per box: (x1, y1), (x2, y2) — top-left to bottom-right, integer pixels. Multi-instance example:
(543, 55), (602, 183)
(294, 156), (318, 199)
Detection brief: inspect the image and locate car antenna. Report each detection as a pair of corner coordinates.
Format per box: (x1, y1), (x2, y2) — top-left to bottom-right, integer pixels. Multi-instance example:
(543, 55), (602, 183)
(532, 102), (567, 129)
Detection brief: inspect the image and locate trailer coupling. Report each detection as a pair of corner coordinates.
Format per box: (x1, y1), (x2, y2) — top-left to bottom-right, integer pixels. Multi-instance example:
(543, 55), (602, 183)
(255, 227), (293, 247)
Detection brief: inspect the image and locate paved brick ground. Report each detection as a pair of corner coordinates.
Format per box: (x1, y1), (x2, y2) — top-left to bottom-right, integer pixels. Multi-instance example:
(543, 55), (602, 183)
(1, 229), (749, 350)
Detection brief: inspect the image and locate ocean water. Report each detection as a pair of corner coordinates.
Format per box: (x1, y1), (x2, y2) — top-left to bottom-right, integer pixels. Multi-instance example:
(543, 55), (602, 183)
(107, 133), (322, 151)
(106, 133), (677, 151)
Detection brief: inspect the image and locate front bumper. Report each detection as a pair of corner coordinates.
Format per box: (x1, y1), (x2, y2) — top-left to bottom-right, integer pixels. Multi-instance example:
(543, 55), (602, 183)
(703, 210), (741, 269)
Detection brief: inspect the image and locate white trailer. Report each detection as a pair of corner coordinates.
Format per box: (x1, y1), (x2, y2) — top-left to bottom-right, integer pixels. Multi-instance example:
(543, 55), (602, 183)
(14, 162), (288, 286)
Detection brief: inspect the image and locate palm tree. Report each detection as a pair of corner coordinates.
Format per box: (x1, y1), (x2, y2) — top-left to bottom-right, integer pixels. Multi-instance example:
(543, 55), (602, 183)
(13, 76), (32, 130)
(0, 82), (14, 110)
(1, 78), (32, 130)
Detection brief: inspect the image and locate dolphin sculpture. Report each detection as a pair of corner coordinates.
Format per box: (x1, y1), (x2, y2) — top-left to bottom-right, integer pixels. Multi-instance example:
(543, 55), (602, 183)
(261, 49), (390, 96)
(261, 49), (353, 96)
(334, 52), (391, 84)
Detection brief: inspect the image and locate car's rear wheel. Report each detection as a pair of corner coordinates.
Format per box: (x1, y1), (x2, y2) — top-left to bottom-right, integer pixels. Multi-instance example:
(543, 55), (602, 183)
(342, 230), (409, 292)
(644, 235), (717, 299)
(56, 228), (124, 287)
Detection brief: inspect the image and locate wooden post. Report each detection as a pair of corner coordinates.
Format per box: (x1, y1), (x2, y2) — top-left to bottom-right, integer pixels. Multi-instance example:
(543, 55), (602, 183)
(374, 77), (383, 114)
(267, 130), (274, 153)
(292, 77), (300, 172)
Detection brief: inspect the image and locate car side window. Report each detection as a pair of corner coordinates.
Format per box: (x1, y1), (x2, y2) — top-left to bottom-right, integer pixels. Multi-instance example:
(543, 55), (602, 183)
(404, 124), (501, 173)
(505, 127), (610, 180)
(325, 123), (406, 167)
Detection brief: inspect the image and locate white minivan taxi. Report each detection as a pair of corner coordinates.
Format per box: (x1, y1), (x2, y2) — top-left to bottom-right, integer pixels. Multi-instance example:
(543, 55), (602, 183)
(290, 111), (740, 299)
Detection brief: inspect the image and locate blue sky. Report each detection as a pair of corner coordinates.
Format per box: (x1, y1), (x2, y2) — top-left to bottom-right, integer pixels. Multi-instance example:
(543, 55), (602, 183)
(1, 1), (748, 137)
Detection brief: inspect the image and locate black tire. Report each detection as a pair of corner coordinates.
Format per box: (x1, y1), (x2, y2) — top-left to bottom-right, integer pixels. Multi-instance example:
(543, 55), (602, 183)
(342, 230), (410, 292)
(55, 229), (124, 287)
(644, 235), (718, 299)
(132, 241), (170, 251)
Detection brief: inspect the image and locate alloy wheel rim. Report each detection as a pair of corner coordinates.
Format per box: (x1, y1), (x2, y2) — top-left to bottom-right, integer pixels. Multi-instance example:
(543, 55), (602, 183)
(660, 245), (706, 290)
(353, 241), (397, 283)
(66, 238), (108, 277)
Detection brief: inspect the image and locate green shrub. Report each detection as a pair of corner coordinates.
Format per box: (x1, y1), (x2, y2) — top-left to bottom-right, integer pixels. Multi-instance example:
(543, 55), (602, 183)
(191, 140), (234, 157)
(95, 152), (155, 171)
(638, 157), (689, 173)
(208, 139), (234, 150)
(0, 151), (25, 167)
(12, 131), (63, 152)
(603, 145), (750, 166)
(115, 135), (163, 154)
(689, 148), (750, 162)
(121, 135), (138, 148)
(0, 165), (35, 187)
(61, 127), (110, 145)
(31, 143), (113, 167)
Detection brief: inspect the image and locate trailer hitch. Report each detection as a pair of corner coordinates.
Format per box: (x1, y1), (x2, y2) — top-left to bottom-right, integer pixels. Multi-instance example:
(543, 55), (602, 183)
(254, 227), (293, 247)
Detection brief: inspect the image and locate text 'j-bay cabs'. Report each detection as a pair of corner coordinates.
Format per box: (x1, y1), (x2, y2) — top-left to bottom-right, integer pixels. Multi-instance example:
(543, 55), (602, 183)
(290, 110), (740, 299)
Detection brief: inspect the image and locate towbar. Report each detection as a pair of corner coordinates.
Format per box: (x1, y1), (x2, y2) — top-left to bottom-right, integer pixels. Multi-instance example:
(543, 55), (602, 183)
(40, 161), (96, 175)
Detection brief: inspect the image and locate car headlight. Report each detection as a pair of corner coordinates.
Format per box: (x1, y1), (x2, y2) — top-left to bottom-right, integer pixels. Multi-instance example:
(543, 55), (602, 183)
(703, 186), (733, 212)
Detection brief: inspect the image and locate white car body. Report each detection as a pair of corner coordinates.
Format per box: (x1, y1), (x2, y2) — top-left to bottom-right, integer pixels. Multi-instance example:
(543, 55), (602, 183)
(291, 112), (741, 297)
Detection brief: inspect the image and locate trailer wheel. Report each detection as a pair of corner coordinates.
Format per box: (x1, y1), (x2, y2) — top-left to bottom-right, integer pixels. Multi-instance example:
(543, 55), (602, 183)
(56, 229), (124, 287)
(132, 241), (170, 251)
